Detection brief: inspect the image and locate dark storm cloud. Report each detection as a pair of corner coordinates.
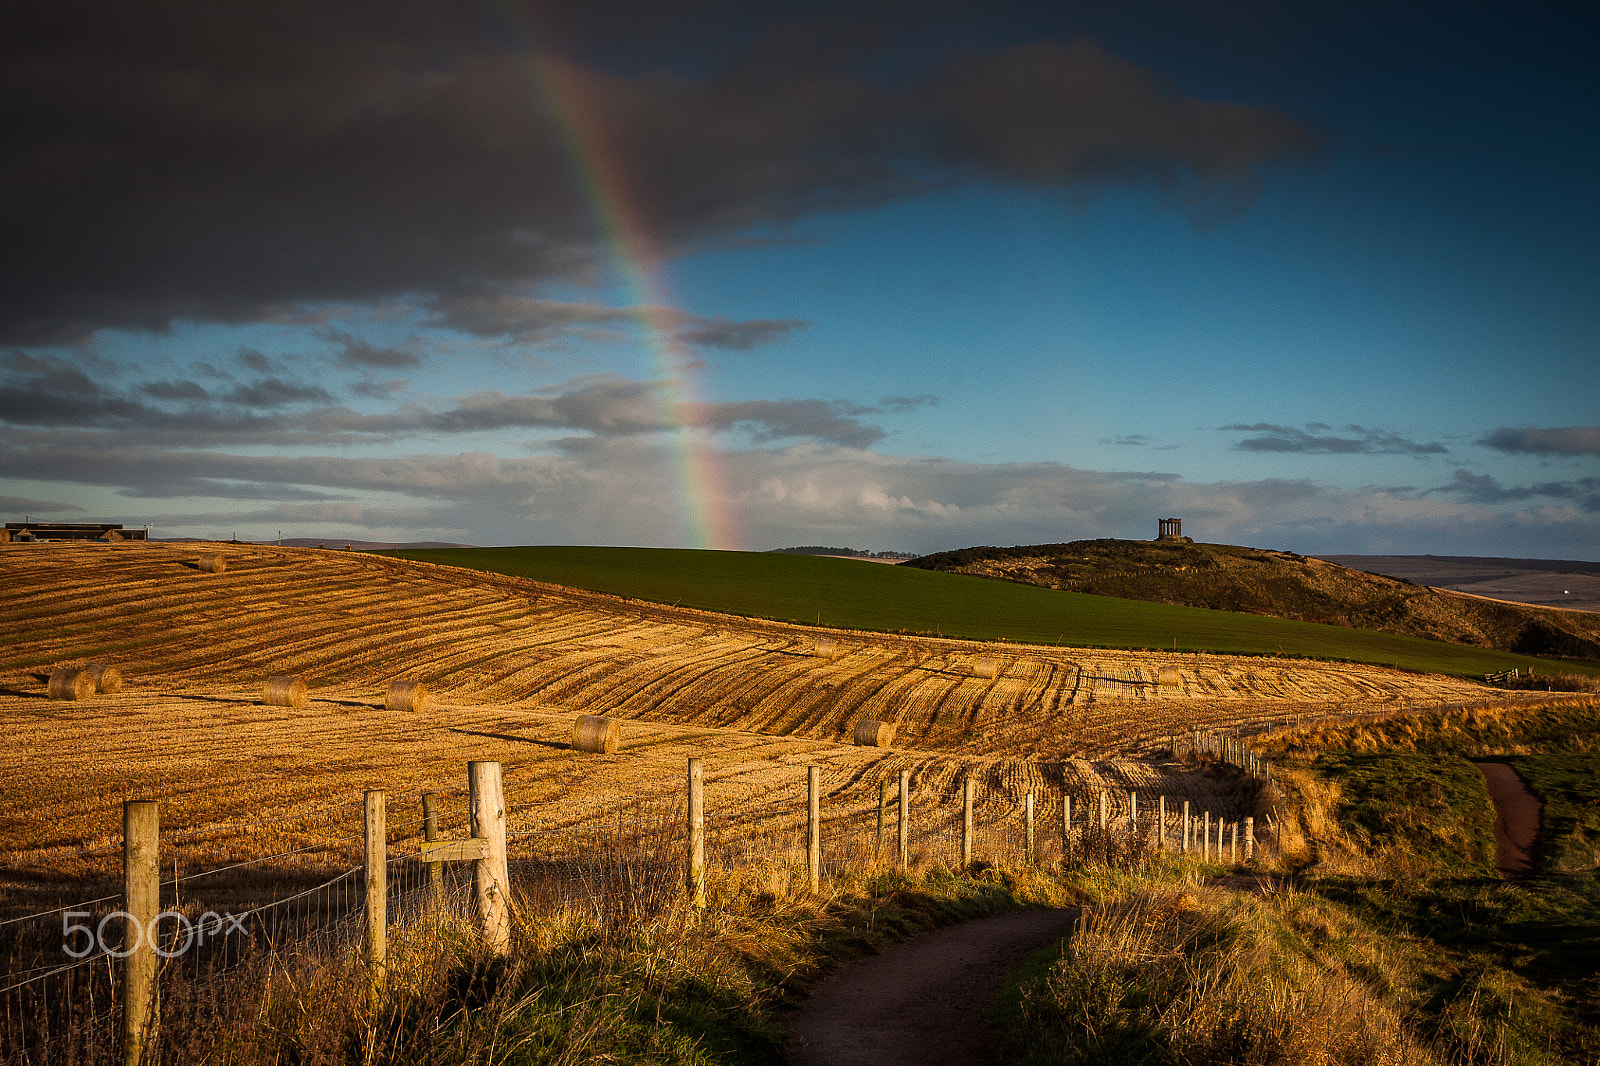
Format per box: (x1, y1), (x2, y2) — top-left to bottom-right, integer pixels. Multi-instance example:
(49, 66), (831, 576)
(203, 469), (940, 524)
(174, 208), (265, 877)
(931, 40), (1319, 211)
(3, 352), (99, 397)
(312, 379), (887, 446)
(139, 380), (210, 401)
(1479, 426), (1600, 457)
(1, 350), (894, 448)
(425, 296), (639, 344)
(1431, 470), (1600, 510)
(322, 329), (422, 369)
(0, 4), (1318, 343)
(235, 349), (284, 375)
(427, 292), (809, 353)
(671, 316), (808, 351)
(1223, 423), (1447, 456)
(350, 379), (410, 399)
(0, 351), (150, 426)
(220, 378), (334, 408)
(0, 495), (82, 514)
(1, 351), (331, 439)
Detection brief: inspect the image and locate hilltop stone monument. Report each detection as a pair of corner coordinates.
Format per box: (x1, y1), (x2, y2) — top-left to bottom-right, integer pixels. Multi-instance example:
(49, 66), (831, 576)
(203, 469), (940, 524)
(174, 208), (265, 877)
(1156, 518), (1192, 543)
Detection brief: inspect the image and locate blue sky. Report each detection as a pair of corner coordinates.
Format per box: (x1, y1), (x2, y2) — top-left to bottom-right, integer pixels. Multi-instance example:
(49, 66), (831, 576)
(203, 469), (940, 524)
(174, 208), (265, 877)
(2, 1), (1596, 556)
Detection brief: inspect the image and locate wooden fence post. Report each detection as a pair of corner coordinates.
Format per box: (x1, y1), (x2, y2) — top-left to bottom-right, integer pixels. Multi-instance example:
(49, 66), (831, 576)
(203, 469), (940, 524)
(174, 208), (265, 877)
(422, 792), (443, 911)
(1098, 790), (1108, 832)
(1203, 811), (1211, 862)
(961, 777), (974, 867)
(1025, 790), (1035, 865)
(1182, 800), (1191, 854)
(469, 762), (511, 953)
(807, 766), (821, 893)
(1062, 794), (1072, 858)
(877, 779), (888, 854)
(363, 790), (386, 999)
(122, 800), (158, 1066)
(1158, 795), (1167, 850)
(898, 769), (910, 871)
(1245, 816), (1255, 861)
(687, 758), (705, 908)
(1129, 791), (1138, 839)
(1231, 821), (1239, 863)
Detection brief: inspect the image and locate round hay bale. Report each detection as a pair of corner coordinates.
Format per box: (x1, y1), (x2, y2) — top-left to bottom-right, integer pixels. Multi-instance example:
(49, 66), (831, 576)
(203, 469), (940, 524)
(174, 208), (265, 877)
(814, 638), (837, 658)
(262, 675), (308, 709)
(387, 679), (429, 713)
(197, 554), (227, 574)
(84, 663), (123, 694)
(1157, 666), (1182, 687)
(572, 714), (622, 754)
(47, 668), (95, 701)
(972, 657), (997, 680)
(853, 719), (896, 747)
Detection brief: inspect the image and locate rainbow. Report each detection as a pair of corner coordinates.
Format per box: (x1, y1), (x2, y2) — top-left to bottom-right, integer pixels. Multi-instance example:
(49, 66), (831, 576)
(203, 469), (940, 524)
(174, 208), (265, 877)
(490, 7), (738, 551)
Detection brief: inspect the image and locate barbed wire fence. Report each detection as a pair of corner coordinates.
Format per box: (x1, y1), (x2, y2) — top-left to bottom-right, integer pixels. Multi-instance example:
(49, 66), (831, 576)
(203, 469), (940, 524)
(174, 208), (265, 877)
(0, 754), (1266, 1065)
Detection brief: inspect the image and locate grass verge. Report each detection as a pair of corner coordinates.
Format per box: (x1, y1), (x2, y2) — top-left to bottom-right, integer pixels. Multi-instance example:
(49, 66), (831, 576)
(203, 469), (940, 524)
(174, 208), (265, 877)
(996, 882), (1440, 1066)
(1314, 875), (1600, 1065)
(1255, 699), (1600, 873)
(1504, 754), (1600, 872)
(987, 700), (1600, 1066)
(998, 875), (1600, 1066)
(160, 863), (1098, 1065)
(1306, 751), (1497, 877)
(378, 545), (1598, 679)
(1256, 698), (1600, 761)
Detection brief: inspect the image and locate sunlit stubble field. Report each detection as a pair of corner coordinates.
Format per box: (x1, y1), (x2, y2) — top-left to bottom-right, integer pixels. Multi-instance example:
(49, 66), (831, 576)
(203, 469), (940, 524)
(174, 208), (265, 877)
(0, 542), (1505, 877)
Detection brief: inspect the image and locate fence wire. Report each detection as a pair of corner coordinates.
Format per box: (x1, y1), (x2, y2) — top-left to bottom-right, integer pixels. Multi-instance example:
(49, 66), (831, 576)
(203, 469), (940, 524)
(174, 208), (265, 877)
(0, 761), (1264, 1064)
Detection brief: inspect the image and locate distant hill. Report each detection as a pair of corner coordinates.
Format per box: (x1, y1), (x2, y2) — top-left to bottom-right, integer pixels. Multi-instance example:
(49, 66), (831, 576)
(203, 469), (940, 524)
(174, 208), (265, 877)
(154, 537), (471, 549)
(905, 539), (1600, 661)
(770, 545), (915, 561)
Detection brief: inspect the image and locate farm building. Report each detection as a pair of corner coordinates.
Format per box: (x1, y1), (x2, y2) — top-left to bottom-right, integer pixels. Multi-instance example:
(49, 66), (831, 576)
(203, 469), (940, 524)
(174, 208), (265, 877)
(3, 522), (148, 543)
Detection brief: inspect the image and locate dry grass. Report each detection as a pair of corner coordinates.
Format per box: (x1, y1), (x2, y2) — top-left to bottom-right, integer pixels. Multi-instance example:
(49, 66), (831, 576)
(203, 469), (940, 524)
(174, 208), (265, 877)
(7, 807), (1093, 1066)
(1252, 698), (1600, 761)
(1000, 883), (1439, 1066)
(1495, 672), (1600, 694)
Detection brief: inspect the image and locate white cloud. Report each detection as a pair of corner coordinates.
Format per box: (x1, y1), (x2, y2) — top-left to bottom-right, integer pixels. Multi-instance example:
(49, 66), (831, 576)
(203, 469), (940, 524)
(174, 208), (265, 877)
(5, 436), (1599, 557)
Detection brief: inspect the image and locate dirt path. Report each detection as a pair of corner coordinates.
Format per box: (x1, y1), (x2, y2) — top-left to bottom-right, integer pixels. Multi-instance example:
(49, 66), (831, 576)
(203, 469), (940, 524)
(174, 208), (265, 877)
(1473, 761), (1542, 877)
(786, 908), (1079, 1066)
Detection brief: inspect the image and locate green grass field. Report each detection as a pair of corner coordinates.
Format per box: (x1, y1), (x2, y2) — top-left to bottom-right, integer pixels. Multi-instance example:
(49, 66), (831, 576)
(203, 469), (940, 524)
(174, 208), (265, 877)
(1506, 754), (1600, 872)
(1310, 751), (1499, 876)
(380, 546), (1600, 679)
